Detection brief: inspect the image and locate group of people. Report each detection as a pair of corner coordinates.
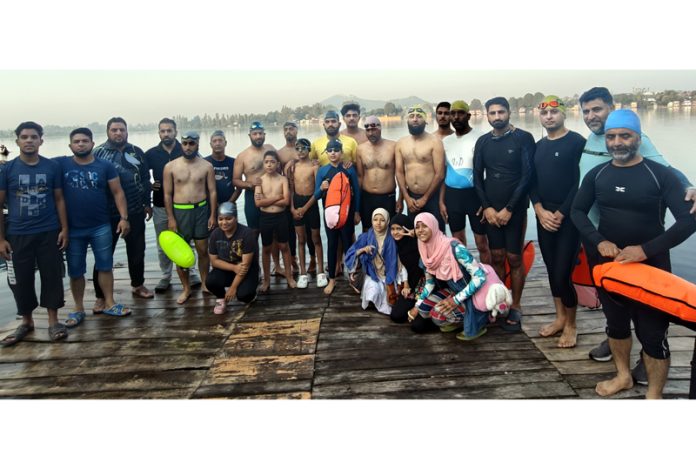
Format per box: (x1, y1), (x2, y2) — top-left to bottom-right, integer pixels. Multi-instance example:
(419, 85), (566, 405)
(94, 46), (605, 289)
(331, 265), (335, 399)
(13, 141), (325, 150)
(1, 87), (695, 399)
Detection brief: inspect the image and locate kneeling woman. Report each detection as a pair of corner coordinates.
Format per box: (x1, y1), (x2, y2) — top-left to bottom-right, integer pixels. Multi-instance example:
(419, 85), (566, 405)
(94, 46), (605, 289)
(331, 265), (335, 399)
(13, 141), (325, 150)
(345, 208), (399, 315)
(408, 213), (489, 341)
(206, 202), (259, 314)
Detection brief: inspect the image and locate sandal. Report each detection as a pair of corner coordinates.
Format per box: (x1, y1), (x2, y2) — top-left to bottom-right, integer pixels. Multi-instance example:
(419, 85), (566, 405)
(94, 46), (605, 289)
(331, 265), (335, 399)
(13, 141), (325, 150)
(213, 299), (226, 315)
(102, 303), (131, 317)
(456, 327), (488, 342)
(1, 324), (35, 347)
(500, 308), (522, 333)
(65, 311), (86, 328)
(48, 323), (68, 342)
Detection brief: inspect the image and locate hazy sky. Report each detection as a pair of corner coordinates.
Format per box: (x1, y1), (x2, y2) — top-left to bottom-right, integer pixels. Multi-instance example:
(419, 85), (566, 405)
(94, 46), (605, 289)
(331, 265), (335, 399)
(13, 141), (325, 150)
(2, 70), (695, 128)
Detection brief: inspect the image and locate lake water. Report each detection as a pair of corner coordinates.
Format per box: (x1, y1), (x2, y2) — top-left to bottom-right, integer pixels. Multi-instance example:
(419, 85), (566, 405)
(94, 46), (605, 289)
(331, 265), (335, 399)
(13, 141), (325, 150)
(1, 108), (695, 323)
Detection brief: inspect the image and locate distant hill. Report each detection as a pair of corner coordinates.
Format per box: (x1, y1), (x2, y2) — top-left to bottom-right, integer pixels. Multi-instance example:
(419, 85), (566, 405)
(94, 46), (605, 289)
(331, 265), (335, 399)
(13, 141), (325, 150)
(320, 94), (431, 111)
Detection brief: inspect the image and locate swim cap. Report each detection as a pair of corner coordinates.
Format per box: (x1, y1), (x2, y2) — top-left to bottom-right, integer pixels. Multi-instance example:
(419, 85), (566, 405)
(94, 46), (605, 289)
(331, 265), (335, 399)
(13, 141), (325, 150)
(325, 139), (343, 152)
(296, 138), (311, 148)
(604, 109), (641, 135)
(283, 121), (298, 128)
(406, 105), (427, 119)
(538, 95), (566, 114)
(219, 202), (237, 217)
(249, 121), (265, 131)
(324, 110), (340, 120)
(181, 131), (199, 141)
(210, 130), (225, 139)
(450, 100), (470, 112)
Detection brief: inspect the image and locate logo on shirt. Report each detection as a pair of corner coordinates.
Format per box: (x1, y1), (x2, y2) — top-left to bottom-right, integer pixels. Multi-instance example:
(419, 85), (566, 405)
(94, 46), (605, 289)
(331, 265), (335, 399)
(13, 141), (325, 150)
(615, 186), (626, 192)
(554, 152), (560, 157)
(65, 169), (100, 190)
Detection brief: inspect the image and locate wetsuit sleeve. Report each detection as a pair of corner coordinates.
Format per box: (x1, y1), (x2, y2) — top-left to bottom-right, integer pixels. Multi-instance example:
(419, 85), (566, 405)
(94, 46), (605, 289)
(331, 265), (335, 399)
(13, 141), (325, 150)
(314, 166), (327, 200)
(473, 136), (491, 209)
(452, 243), (486, 306)
(558, 136), (585, 217)
(571, 167), (606, 248)
(505, 132), (535, 210)
(641, 168), (696, 258)
(529, 140), (542, 206)
(669, 166), (692, 190)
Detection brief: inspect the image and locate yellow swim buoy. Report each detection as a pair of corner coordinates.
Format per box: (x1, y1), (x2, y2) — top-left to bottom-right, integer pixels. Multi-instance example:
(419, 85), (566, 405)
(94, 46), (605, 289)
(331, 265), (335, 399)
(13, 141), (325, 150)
(159, 230), (195, 268)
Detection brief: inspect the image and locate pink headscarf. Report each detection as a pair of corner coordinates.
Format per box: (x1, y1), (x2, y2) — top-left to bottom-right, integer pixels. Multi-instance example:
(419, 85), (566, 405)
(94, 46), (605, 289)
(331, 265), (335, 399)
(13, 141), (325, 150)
(414, 212), (463, 282)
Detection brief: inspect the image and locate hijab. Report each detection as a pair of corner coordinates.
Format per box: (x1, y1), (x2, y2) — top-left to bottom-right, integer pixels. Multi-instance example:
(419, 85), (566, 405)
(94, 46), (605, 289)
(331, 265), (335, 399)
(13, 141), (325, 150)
(390, 213), (421, 288)
(414, 212), (463, 282)
(345, 208), (398, 284)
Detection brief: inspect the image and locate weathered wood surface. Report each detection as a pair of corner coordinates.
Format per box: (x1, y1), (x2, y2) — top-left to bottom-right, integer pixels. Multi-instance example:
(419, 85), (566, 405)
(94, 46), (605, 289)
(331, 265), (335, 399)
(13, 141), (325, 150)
(0, 242), (693, 399)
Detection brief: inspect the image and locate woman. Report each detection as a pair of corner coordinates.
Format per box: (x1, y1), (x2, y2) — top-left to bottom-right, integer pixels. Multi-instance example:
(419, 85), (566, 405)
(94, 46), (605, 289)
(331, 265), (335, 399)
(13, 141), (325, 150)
(345, 208), (398, 315)
(407, 212), (489, 341)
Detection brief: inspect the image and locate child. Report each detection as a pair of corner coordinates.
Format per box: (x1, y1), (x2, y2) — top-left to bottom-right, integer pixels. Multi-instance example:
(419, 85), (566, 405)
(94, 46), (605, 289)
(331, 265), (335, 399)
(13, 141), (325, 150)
(314, 139), (361, 295)
(255, 150), (296, 291)
(288, 138), (327, 289)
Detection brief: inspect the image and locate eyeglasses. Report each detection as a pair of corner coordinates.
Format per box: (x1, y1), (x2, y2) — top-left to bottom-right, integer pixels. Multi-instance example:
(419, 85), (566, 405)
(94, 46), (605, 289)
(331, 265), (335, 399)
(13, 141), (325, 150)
(364, 123), (381, 129)
(538, 100), (565, 109)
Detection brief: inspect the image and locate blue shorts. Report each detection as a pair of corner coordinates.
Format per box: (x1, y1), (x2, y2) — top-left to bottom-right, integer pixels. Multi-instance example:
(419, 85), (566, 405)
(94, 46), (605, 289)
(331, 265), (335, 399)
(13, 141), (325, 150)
(244, 189), (261, 230)
(66, 223), (113, 278)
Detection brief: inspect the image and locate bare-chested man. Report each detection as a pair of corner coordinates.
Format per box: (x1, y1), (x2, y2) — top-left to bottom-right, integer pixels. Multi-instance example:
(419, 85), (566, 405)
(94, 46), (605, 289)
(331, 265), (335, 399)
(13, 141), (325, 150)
(255, 150), (297, 291)
(163, 131), (217, 304)
(395, 105), (446, 231)
(355, 116), (400, 232)
(277, 121), (300, 172)
(232, 121), (277, 235)
(432, 101), (454, 141)
(340, 103), (368, 144)
(288, 138), (327, 289)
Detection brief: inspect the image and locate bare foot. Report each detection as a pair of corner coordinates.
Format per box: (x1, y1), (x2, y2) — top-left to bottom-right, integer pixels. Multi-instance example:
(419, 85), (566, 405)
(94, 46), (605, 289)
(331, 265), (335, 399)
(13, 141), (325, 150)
(272, 266), (285, 277)
(539, 319), (565, 337)
(287, 278), (297, 289)
(323, 279), (336, 295)
(260, 280), (270, 293)
(557, 325), (577, 348)
(176, 290), (191, 305)
(595, 375), (633, 397)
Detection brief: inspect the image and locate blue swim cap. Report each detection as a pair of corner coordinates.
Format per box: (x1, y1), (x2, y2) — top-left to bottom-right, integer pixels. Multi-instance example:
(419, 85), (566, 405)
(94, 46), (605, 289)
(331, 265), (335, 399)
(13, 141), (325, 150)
(604, 109), (641, 135)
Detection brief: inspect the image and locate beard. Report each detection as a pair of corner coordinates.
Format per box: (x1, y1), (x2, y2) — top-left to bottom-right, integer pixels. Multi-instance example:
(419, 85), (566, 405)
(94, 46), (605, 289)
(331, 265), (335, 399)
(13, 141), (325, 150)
(408, 122), (426, 136)
(251, 138), (264, 148)
(183, 152), (198, 160)
(490, 119), (509, 130)
(161, 137), (175, 146)
(609, 142), (640, 163)
(325, 126), (339, 137)
(73, 149), (92, 158)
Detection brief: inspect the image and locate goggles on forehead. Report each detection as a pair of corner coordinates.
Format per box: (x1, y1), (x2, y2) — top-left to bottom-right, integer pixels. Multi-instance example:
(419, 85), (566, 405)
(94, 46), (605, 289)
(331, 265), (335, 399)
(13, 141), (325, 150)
(538, 100), (565, 109)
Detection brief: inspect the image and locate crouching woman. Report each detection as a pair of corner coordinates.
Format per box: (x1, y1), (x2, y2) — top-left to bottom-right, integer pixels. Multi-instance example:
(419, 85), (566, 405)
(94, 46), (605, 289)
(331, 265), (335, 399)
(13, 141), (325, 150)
(408, 212), (489, 341)
(345, 208), (399, 315)
(205, 202), (259, 314)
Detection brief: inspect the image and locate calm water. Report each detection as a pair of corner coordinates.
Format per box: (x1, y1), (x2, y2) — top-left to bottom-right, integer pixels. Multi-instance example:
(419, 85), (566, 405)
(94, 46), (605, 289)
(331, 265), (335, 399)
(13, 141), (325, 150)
(1, 109), (695, 321)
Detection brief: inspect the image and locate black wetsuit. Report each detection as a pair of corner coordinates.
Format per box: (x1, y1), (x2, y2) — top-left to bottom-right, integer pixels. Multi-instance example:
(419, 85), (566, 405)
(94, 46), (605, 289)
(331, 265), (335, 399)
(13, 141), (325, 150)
(571, 158), (696, 359)
(530, 131), (585, 307)
(473, 127), (536, 255)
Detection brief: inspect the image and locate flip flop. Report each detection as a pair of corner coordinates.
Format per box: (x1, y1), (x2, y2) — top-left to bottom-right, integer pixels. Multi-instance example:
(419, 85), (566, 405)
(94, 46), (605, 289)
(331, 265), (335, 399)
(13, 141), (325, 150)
(456, 327), (488, 342)
(1, 324), (34, 347)
(65, 311), (86, 328)
(48, 323), (68, 342)
(102, 303), (131, 317)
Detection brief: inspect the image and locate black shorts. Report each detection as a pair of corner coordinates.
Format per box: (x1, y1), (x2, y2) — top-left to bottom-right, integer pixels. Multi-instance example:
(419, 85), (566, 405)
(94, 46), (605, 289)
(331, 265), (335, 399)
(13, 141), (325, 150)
(486, 208), (526, 255)
(260, 211), (289, 247)
(407, 189), (445, 232)
(360, 190), (396, 231)
(444, 186), (485, 235)
(292, 193), (321, 230)
(173, 200), (210, 242)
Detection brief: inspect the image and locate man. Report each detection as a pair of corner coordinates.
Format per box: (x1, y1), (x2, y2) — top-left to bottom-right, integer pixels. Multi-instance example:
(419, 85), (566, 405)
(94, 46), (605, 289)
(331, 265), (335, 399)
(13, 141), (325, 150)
(232, 121), (277, 235)
(530, 96), (586, 348)
(0, 122), (70, 345)
(163, 131), (217, 304)
(571, 109), (696, 398)
(473, 97), (536, 332)
(277, 121), (300, 170)
(578, 87), (696, 369)
(57, 128), (131, 318)
(145, 118), (202, 293)
(204, 130), (241, 207)
(340, 103), (368, 144)
(310, 110), (358, 166)
(355, 116), (399, 232)
(439, 100), (490, 263)
(432, 101), (454, 141)
(92, 117), (153, 309)
(395, 105), (446, 231)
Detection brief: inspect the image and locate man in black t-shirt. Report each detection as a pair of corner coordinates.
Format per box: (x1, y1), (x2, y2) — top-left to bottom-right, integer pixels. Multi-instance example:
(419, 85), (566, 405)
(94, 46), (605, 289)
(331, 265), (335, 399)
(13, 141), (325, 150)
(206, 202), (259, 313)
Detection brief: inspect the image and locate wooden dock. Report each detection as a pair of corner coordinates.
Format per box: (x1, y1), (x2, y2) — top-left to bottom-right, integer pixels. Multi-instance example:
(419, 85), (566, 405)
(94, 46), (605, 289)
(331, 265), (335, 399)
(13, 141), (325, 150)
(0, 245), (694, 399)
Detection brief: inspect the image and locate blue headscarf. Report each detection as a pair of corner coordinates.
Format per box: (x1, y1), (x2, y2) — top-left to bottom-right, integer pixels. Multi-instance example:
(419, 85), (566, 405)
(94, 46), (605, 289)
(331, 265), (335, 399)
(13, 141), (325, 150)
(344, 209), (399, 284)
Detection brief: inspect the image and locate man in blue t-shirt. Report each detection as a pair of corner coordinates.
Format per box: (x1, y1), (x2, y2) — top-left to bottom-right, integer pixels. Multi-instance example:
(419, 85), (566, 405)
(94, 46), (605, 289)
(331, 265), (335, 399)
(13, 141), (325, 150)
(56, 127), (132, 319)
(0, 121), (70, 345)
(204, 130), (240, 208)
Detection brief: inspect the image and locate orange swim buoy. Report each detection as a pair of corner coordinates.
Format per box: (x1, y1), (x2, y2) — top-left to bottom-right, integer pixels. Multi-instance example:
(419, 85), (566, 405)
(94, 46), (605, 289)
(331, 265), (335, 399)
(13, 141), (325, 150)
(504, 240), (535, 288)
(593, 261), (696, 323)
(572, 246), (601, 309)
(324, 171), (351, 229)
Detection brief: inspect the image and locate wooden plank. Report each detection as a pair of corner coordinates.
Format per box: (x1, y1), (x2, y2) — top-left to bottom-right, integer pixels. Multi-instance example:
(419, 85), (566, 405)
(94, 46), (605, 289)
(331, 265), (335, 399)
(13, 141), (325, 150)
(204, 354), (315, 385)
(192, 380), (313, 399)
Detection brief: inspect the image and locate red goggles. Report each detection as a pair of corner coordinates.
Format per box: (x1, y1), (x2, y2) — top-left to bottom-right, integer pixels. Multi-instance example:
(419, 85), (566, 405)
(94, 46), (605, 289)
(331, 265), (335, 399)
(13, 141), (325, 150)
(538, 100), (564, 109)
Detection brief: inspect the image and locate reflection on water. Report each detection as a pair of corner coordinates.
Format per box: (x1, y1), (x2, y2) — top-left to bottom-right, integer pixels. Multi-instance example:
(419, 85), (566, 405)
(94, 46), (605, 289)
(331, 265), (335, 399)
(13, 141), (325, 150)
(1, 108), (695, 281)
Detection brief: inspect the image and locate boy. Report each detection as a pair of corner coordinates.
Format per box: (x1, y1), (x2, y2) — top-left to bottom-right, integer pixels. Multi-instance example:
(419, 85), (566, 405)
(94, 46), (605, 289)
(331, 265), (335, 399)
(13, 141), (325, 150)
(288, 138), (327, 289)
(255, 150), (297, 291)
